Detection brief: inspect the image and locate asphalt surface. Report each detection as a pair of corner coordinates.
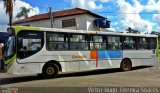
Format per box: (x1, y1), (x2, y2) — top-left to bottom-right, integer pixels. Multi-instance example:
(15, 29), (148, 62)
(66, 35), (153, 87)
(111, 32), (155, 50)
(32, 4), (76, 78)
(0, 59), (160, 93)
(0, 66), (160, 87)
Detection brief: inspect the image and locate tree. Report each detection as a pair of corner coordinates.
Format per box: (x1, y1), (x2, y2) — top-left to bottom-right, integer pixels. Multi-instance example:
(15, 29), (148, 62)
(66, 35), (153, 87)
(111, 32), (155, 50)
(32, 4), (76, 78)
(16, 6), (32, 19)
(127, 27), (132, 33)
(1, 0), (15, 26)
(126, 27), (140, 34)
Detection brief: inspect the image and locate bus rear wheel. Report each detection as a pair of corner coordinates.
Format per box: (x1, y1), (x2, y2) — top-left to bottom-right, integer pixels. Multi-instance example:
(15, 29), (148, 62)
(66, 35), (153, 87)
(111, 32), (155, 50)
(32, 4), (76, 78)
(120, 59), (132, 71)
(42, 63), (59, 79)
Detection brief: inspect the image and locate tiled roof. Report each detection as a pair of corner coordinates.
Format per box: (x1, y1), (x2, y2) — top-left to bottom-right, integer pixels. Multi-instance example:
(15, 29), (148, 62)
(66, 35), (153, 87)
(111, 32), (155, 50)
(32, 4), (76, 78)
(13, 8), (105, 25)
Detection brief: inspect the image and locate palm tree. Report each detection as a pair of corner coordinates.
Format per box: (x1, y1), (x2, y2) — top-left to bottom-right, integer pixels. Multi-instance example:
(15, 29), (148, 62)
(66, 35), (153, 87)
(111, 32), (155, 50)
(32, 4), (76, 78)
(1, 0), (15, 26)
(16, 6), (32, 19)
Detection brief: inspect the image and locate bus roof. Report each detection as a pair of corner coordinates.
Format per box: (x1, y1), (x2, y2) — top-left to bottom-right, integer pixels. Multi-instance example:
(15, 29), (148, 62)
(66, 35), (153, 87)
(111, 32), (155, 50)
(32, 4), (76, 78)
(12, 26), (158, 37)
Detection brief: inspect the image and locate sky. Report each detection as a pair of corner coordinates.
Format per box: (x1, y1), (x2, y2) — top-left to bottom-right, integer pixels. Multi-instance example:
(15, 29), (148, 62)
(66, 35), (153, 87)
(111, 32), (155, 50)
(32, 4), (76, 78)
(0, 0), (160, 33)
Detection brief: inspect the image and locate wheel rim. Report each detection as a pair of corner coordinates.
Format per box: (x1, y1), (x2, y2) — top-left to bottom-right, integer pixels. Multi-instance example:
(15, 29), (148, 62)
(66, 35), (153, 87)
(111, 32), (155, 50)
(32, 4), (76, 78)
(122, 61), (131, 70)
(46, 67), (55, 75)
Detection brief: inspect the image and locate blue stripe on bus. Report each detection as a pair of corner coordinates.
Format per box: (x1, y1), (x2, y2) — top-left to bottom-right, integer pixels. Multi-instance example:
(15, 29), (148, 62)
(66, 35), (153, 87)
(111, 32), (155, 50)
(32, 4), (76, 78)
(98, 50), (123, 59)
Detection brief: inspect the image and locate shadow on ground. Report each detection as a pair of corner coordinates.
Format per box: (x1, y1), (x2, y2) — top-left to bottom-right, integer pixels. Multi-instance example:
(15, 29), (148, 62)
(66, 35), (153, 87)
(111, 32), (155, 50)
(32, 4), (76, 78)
(0, 66), (152, 85)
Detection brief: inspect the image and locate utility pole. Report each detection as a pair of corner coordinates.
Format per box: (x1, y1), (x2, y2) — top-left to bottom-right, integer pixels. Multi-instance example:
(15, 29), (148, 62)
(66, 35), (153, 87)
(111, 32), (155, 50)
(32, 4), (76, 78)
(48, 6), (54, 28)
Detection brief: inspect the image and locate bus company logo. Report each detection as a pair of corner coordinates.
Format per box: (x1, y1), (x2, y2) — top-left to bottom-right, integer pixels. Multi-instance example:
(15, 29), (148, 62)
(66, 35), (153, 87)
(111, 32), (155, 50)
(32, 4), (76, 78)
(72, 55), (86, 59)
(2, 86), (18, 93)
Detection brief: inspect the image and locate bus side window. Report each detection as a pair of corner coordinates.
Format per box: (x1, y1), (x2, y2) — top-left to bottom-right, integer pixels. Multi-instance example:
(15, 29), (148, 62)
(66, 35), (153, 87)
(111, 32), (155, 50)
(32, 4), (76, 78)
(90, 35), (106, 50)
(70, 34), (89, 50)
(46, 32), (69, 51)
(138, 37), (149, 50)
(108, 36), (121, 50)
(123, 37), (136, 50)
(150, 38), (156, 49)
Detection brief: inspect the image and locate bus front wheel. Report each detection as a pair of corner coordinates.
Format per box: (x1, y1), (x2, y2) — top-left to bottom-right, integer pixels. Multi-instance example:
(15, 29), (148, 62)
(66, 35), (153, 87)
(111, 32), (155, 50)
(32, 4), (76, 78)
(120, 59), (132, 71)
(42, 63), (59, 79)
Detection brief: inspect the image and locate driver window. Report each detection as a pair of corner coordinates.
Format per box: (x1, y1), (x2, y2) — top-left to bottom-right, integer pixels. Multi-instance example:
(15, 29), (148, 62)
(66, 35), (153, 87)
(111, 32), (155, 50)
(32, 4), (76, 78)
(17, 30), (44, 59)
(21, 39), (41, 51)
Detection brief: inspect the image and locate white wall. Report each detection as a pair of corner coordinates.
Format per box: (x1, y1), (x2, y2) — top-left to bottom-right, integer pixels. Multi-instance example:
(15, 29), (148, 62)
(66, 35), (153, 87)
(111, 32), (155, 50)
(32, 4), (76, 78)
(15, 14), (99, 31)
(85, 14), (98, 31)
(16, 19), (51, 28)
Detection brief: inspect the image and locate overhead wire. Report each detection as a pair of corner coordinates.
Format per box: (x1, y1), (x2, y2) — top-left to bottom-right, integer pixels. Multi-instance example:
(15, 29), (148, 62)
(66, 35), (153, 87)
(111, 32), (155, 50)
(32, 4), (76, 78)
(95, 12), (160, 14)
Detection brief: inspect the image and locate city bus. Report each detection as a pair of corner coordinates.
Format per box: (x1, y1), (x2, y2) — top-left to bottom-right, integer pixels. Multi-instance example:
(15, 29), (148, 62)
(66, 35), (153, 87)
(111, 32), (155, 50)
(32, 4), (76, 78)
(4, 26), (158, 78)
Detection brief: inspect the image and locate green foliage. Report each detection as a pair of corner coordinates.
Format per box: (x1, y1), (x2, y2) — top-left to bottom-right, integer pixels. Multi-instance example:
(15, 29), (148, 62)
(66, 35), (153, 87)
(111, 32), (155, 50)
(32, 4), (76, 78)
(16, 6), (32, 19)
(126, 27), (140, 34)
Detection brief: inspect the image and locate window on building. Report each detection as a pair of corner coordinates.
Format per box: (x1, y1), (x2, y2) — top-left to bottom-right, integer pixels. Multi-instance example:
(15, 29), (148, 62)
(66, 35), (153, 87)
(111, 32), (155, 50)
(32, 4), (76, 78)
(46, 32), (69, 50)
(90, 35), (106, 50)
(123, 37), (136, 49)
(108, 36), (122, 50)
(62, 18), (76, 28)
(138, 37), (149, 49)
(70, 34), (89, 50)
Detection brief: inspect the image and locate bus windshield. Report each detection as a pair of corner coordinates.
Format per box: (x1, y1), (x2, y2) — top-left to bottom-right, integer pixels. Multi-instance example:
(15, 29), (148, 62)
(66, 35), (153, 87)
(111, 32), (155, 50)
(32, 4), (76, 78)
(4, 36), (15, 60)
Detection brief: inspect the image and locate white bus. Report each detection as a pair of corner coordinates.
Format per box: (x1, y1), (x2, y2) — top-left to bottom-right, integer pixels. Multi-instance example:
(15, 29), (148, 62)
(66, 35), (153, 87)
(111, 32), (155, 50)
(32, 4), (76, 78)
(4, 26), (158, 78)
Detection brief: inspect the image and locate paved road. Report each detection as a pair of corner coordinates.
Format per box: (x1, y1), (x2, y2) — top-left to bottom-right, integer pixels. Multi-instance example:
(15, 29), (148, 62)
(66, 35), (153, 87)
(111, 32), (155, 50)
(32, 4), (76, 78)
(0, 66), (160, 87)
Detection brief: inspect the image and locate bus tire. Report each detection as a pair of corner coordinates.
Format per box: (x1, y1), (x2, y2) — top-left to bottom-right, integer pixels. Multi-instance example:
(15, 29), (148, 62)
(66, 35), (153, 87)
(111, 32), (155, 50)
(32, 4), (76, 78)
(42, 63), (59, 79)
(120, 58), (132, 71)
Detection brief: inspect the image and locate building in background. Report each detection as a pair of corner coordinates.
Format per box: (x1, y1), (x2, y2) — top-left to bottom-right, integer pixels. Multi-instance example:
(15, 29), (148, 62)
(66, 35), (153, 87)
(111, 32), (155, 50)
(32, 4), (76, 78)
(13, 8), (111, 31)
